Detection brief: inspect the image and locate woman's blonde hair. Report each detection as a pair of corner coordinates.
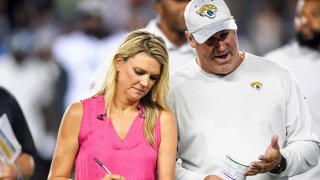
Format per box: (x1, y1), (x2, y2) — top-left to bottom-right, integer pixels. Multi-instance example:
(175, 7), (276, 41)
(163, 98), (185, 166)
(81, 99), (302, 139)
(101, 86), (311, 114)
(98, 29), (169, 147)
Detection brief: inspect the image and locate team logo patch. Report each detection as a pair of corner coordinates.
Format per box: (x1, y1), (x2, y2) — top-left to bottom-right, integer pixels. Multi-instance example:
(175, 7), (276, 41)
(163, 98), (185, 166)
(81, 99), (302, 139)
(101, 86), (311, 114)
(196, 4), (218, 19)
(250, 82), (263, 90)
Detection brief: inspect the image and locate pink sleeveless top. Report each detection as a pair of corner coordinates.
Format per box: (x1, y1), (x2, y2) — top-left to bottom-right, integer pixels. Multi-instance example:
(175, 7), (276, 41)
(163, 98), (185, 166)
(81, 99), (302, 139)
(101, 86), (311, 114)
(75, 96), (161, 180)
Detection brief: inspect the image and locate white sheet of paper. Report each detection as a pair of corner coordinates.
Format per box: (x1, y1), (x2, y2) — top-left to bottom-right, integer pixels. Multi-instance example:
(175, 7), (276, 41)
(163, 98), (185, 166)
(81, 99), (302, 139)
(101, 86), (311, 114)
(0, 114), (22, 163)
(220, 155), (249, 180)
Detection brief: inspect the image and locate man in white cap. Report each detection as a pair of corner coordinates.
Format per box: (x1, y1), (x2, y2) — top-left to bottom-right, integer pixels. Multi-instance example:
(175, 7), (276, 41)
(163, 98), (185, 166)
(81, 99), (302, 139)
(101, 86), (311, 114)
(168, 0), (320, 179)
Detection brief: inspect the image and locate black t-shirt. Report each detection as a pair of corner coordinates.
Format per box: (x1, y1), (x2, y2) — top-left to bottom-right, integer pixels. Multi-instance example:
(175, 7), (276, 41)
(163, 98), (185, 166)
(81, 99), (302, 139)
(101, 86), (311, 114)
(0, 86), (36, 156)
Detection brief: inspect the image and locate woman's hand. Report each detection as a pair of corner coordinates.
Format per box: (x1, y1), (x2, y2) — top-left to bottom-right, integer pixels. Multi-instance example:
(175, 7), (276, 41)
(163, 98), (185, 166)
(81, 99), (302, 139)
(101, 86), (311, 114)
(204, 175), (223, 180)
(102, 173), (125, 180)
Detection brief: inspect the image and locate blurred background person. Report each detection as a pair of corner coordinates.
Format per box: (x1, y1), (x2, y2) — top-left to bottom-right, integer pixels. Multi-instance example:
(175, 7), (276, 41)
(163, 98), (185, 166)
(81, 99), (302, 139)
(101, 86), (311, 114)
(265, 0), (320, 179)
(52, 0), (156, 109)
(89, 0), (196, 94)
(0, 86), (36, 179)
(148, 0), (195, 73)
(0, 5), (64, 179)
(51, 0), (127, 109)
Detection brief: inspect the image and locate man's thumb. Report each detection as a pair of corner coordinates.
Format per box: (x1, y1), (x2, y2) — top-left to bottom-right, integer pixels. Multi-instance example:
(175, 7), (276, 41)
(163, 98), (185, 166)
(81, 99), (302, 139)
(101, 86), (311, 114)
(271, 135), (279, 149)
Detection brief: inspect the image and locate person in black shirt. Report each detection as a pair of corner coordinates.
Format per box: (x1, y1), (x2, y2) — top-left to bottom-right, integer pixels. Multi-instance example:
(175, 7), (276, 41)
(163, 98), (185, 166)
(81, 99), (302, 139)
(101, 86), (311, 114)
(0, 86), (36, 179)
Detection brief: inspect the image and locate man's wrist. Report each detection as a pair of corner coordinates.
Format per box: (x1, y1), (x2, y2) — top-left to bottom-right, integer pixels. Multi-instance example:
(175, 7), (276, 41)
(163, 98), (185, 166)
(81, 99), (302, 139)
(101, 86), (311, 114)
(270, 155), (287, 174)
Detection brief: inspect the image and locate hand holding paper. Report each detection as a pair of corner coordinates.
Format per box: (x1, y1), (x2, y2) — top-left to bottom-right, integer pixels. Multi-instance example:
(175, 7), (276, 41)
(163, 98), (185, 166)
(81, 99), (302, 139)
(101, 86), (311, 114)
(220, 155), (249, 180)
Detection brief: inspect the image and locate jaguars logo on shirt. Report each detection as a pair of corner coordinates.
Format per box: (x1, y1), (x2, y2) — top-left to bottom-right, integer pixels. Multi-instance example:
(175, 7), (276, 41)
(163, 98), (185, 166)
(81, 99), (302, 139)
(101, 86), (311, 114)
(250, 82), (263, 90)
(196, 4), (218, 19)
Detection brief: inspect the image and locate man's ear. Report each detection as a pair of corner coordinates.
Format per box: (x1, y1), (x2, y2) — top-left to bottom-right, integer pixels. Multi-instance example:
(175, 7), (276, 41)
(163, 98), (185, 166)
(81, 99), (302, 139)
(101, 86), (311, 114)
(185, 31), (197, 48)
(155, 2), (163, 16)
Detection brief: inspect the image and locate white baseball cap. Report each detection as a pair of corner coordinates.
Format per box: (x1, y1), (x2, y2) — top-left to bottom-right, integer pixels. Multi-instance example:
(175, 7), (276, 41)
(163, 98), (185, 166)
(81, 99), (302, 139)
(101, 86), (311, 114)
(184, 0), (237, 44)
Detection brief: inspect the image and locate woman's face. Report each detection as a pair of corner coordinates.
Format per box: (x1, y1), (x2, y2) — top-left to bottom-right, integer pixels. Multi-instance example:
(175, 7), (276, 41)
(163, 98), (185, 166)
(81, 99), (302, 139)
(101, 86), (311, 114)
(116, 52), (161, 103)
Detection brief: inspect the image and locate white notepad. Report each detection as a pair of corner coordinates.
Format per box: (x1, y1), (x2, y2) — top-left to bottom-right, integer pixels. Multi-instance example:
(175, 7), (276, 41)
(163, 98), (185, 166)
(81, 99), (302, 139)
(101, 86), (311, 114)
(0, 114), (22, 163)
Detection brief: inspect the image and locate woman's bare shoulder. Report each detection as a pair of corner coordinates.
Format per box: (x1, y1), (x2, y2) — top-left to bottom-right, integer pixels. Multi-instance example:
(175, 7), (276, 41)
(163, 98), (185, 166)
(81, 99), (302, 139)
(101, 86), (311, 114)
(60, 102), (83, 132)
(159, 109), (176, 126)
(65, 102), (83, 120)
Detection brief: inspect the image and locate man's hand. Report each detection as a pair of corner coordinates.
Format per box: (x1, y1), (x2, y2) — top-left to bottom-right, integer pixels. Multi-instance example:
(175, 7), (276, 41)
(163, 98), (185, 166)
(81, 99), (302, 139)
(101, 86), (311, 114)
(204, 175), (223, 180)
(245, 135), (282, 176)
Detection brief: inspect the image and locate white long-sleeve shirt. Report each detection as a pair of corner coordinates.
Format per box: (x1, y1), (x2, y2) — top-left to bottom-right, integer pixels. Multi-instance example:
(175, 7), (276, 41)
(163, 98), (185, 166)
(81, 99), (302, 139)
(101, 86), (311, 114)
(168, 52), (320, 180)
(265, 41), (320, 180)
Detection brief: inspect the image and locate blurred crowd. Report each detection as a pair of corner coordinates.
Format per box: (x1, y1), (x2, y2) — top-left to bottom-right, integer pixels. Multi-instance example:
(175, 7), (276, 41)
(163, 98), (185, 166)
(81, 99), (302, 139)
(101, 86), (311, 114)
(0, 0), (298, 179)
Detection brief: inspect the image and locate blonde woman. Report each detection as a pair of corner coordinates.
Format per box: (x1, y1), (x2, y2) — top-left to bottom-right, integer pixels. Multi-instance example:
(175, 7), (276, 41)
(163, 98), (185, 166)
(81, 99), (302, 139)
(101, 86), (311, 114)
(48, 29), (177, 180)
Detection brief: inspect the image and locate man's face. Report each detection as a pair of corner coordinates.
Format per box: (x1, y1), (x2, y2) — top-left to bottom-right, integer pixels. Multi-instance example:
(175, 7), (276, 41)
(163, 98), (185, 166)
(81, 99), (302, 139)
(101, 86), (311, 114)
(157, 0), (190, 34)
(295, 0), (320, 49)
(186, 30), (243, 75)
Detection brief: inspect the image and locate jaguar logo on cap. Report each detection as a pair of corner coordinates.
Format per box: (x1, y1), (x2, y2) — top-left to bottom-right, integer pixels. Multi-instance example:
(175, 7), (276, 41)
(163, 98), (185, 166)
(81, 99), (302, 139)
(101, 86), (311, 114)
(196, 4), (218, 19)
